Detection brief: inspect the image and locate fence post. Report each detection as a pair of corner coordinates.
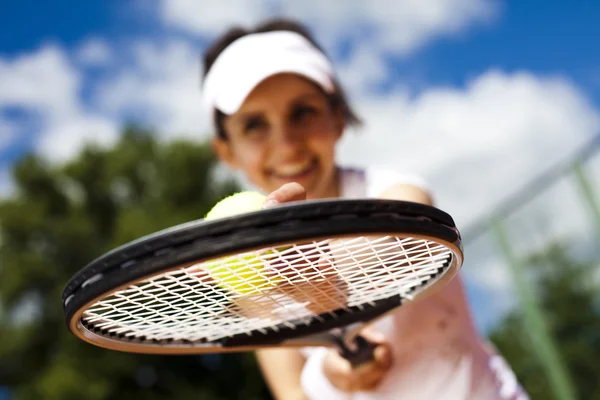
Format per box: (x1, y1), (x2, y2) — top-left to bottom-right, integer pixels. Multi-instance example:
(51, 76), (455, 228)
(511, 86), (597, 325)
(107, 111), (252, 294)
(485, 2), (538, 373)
(571, 161), (600, 248)
(489, 217), (576, 400)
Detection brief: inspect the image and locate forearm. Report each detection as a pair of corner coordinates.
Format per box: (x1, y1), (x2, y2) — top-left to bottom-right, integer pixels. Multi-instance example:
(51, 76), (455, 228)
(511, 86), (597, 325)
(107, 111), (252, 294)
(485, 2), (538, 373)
(256, 348), (308, 400)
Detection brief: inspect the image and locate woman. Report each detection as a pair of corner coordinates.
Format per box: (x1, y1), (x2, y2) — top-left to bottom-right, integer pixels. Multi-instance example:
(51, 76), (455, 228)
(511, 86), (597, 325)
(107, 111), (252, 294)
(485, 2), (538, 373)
(200, 18), (527, 400)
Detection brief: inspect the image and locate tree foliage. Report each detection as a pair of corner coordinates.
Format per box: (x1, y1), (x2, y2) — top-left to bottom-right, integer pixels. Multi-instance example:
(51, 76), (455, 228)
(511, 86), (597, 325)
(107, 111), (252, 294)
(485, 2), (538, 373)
(489, 242), (600, 399)
(0, 128), (271, 399)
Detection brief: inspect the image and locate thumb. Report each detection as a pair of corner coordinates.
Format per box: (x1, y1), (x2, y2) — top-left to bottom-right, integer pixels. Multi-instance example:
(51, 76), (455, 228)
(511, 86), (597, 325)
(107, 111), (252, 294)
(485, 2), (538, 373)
(263, 182), (306, 209)
(372, 342), (393, 369)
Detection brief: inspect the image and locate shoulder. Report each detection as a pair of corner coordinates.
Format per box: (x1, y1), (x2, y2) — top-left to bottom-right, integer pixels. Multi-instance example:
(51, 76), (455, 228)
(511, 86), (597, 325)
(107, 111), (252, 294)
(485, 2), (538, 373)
(337, 164), (434, 204)
(363, 165), (434, 205)
(364, 165), (430, 196)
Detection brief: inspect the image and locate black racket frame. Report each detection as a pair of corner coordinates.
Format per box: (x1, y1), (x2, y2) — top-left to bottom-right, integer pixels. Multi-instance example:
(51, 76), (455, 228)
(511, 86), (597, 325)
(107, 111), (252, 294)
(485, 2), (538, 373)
(62, 199), (462, 360)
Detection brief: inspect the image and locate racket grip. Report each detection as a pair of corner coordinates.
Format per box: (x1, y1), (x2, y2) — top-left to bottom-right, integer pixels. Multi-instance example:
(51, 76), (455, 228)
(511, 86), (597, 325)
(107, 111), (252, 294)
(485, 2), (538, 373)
(337, 334), (378, 367)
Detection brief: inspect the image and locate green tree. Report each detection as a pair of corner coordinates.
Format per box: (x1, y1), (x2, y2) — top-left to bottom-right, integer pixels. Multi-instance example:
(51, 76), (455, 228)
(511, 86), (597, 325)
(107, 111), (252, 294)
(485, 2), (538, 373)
(489, 242), (600, 399)
(0, 128), (272, 399)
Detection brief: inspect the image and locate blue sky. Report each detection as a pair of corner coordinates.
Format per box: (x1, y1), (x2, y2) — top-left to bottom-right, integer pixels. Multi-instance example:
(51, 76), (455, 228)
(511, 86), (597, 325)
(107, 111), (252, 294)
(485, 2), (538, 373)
(391, 1), (600, 107)
(1, 1), (600, 332)
(2, 1), (599, 98)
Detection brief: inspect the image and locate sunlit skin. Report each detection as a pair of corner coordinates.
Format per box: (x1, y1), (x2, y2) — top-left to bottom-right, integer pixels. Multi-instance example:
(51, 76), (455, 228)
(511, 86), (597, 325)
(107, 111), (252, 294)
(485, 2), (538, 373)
(211, 74), (395, 396)
(212, 73), (345, 200)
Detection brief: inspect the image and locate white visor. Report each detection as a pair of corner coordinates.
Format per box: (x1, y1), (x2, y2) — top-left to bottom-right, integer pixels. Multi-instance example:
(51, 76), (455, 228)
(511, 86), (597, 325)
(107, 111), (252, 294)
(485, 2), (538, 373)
(201, 31), (335, 117)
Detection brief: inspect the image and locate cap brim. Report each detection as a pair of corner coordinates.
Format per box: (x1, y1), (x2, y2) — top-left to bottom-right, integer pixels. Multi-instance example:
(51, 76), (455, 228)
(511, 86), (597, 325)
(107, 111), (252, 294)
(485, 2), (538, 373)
(202, 31), (336, 117)
(213, 59), (334, 115)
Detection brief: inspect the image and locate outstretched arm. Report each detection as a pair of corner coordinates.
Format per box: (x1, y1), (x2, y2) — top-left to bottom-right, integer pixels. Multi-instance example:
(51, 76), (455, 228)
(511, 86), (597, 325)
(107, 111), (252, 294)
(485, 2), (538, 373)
(256, 348), (308, 400)
(255, 183), (396, 399)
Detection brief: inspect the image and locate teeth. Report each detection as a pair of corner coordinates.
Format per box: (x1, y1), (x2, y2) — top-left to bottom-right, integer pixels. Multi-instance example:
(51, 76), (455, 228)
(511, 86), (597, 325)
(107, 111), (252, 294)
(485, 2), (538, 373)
(275, 162), (313, 177)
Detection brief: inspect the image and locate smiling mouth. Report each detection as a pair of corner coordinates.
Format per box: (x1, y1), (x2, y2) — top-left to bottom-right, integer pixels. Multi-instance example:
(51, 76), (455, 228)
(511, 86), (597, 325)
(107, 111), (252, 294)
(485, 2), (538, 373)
(272, 160), (317, 180)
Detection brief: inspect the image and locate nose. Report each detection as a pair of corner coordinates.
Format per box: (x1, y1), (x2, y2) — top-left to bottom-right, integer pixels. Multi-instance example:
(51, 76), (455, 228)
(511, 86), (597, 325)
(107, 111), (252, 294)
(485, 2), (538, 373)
(272, 124), (305, 158)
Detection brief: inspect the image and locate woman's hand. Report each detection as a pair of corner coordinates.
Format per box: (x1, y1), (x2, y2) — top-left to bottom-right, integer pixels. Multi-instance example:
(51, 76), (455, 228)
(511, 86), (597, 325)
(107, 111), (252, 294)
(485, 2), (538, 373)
(263, 183), (393, 393)
(262, 182), (348, 314)
(263, 182), (308, 208)
(322, 328), (394, 392)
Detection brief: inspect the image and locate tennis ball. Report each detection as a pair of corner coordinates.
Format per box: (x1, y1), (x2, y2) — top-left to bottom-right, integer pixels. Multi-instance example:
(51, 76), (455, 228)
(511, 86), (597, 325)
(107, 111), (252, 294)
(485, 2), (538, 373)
(204, 191), (281, 295)
(203, 253), (277, 295)
(205, 191), (267, 220)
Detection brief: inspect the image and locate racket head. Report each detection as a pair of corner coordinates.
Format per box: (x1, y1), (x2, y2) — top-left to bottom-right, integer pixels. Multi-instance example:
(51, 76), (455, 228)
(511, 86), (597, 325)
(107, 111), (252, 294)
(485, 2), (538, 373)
(62, 199), (463, 354)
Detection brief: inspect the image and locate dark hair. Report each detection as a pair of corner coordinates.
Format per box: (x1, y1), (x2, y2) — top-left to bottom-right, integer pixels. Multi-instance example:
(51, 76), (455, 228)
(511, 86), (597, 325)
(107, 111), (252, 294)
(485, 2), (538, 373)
(201, 18), (362, 139)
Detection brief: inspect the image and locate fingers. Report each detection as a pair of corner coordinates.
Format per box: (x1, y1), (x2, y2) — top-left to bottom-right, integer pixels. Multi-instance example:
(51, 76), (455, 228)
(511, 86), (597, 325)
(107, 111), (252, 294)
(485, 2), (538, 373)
(357, 326), (385, 342)
(278, 276), (348, 315)
(350, 340), (393, 373)
(322, 333), (394, 392)
(350, 343), (394, 390)
(263, 182), (307, 208)
(372, 341), (394, 371)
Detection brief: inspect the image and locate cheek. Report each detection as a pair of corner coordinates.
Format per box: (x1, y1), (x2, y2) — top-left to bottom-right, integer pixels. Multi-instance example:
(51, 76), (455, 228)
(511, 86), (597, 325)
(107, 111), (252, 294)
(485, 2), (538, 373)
(310, 112), (342, 142)
(307, 123), (340, 155)
(234, 144), (266, 173)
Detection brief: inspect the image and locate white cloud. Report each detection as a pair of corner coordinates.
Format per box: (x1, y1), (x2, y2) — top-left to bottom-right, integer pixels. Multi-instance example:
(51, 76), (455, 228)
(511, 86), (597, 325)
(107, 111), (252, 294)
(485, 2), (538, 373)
(95, 39), (210, 140)
(160, 0), (271, 35)
(75, 37), (113, 67)
(0, 44), (80, 120)
(158, 0), (498, 57)
(337, 70), (600, 232)
(278, 0), (498, 56)
(0, 167), (14, 198)
(0, 119), (16, 151)
(0, 44), (119, 164)
(37, 116), (119, 163)
(336, 42), (390, 95)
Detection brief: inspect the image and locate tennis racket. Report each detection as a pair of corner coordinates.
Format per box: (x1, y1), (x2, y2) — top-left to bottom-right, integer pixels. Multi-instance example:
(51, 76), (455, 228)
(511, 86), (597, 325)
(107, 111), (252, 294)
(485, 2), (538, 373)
(62, 199), (463, 367)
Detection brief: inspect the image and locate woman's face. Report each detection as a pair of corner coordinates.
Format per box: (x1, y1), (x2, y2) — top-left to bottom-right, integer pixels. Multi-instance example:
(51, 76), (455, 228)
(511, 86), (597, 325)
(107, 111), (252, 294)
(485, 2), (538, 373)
(213, 73), (345, 199)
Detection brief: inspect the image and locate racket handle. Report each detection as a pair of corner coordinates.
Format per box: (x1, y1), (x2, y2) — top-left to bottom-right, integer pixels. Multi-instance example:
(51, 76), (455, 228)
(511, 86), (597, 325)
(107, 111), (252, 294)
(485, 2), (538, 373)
(337, 334), (378, 367)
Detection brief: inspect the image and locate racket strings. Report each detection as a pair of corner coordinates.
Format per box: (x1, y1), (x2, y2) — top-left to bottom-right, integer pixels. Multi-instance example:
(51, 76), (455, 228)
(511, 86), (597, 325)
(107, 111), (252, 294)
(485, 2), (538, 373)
(82, 236), (452, 343)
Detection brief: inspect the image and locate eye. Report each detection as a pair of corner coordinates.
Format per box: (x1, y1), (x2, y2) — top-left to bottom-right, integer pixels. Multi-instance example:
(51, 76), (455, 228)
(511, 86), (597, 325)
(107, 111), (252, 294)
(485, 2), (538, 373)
(243, 117), (266, 133)
(291, 104), (318, 122)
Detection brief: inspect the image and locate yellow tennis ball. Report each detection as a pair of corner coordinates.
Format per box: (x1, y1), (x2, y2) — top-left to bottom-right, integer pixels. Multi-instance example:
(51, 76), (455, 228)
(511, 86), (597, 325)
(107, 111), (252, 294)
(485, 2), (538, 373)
(203, 252), (277, 295)
(205, 191), (267, 220)
(204, 191), (282, 295)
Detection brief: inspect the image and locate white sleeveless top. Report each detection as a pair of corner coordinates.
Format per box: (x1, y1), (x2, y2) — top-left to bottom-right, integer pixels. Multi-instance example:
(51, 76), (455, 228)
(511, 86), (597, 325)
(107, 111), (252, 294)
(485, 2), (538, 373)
(299, 166), (528, 400)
